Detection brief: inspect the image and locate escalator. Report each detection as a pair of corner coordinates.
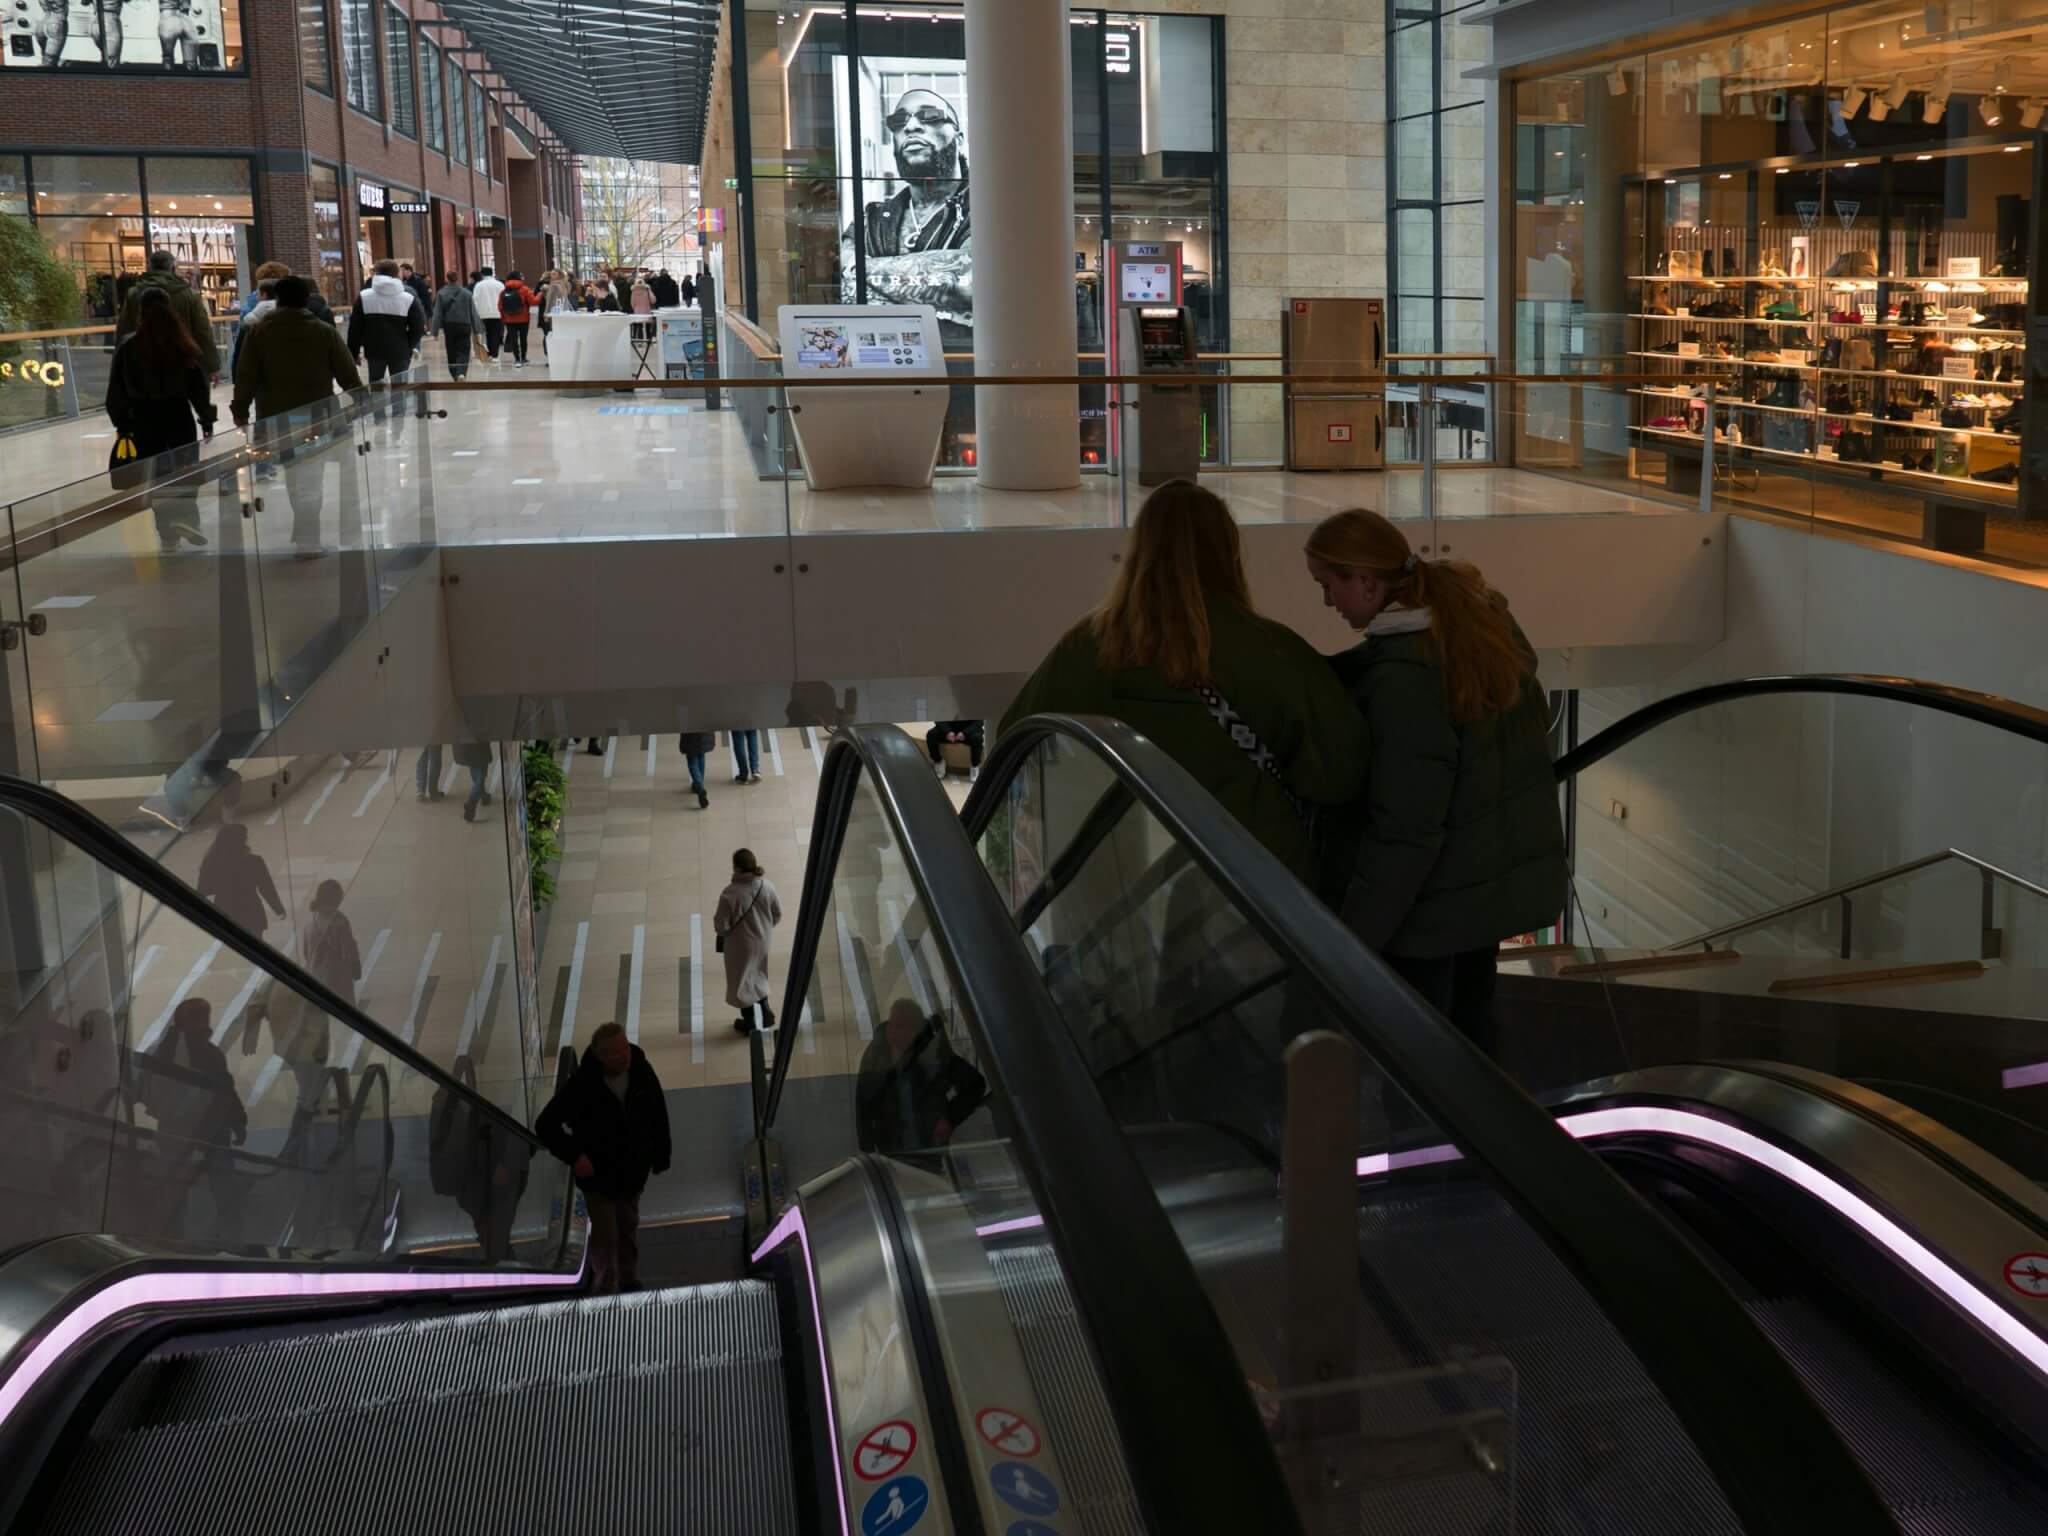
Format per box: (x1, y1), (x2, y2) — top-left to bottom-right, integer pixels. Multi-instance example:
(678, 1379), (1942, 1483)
(955, 701), (2048, 1533)
(0, 694), (2030, 1533)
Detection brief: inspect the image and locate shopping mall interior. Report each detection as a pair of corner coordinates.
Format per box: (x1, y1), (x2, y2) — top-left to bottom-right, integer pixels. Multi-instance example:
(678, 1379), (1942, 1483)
(0, 2), (2045, 1531)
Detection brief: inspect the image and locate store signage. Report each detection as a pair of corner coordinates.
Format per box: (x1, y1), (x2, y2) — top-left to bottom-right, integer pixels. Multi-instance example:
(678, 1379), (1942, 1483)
(358, 181), (387, 211)
(1105, 26), (1134, 74)
(1, 359), (65, 388)
(1127, 243), (1163, 256)
(1946, 257), (1982, 280)
(120, 215), (234, 236)
(389, 200), (430, 214)
(697, 206), (725, 233)
(1677, 341), (1701, 358)
(1943, 357), (1976, 380)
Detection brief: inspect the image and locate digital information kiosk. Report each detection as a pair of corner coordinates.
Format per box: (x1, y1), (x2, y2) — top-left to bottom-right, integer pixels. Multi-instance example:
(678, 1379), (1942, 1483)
(657, 307), (721, 407)
(1116, 304), (1202, 487)
(775, 305), (948, 492)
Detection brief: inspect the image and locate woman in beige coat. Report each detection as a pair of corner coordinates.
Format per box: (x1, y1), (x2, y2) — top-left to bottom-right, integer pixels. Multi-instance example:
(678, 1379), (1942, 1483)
(715, 848), (783, 1035)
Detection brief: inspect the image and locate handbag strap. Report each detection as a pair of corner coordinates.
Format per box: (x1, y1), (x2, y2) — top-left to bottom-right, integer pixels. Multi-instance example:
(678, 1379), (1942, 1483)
(727, 879), (764, 932)
(1194, 684), (1312, 828)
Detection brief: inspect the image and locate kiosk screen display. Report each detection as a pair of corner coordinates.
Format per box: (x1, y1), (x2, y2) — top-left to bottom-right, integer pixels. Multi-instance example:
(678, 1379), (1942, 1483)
(793, 316), (929, 370)
(1121, 263), (1174, 303)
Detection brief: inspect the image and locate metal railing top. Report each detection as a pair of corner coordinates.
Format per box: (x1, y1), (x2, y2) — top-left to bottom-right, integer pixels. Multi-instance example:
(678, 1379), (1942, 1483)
(396, 369), (1652, 390)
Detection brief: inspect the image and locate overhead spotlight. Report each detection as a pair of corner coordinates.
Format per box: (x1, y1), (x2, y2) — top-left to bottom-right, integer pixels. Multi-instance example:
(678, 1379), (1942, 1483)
(1840, 85), (1868, 117)
(1869, 93), (1892, 122)
(1607, 65), (1628, 97)
(1884, 75), (1912, 110)
(1925, 72), (1952, 122)
(2023, 98), (2045, 128)
(1981, 94), (2004, 125)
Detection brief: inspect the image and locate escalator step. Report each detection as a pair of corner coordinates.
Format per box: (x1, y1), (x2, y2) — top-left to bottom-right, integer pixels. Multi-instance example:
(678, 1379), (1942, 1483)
(94, 1280), (780, 1436)
(32, 1281), (801, 1536)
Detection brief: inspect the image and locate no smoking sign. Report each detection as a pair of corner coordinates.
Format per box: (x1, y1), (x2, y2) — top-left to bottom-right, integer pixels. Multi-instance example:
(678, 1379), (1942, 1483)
(975, 1407), (1042, 1459)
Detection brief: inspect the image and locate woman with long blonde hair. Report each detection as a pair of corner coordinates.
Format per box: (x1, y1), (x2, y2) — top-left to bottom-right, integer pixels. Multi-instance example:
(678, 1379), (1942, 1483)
(1001, 481), (1365, 876)
(1304, 509), (1566, 1053)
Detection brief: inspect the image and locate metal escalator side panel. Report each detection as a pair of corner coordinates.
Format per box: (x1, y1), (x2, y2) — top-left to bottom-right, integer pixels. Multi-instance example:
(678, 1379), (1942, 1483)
(754, 1161), (959, 1536)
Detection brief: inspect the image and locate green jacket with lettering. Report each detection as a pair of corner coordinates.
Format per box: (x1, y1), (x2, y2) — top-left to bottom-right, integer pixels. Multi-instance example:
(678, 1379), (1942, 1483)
(1317, 616), (1568, 957)
(1000, 602), (1367, 879)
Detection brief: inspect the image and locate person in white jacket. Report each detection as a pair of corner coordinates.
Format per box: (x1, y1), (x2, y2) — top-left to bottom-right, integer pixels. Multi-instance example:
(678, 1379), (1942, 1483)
(715, 848), (783, 1035)
(471, 267), (506, 361)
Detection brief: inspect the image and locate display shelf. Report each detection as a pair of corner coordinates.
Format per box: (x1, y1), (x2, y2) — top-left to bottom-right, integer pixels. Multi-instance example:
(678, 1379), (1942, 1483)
(1635, 314), (1819, 327)
(1817, 366), (2021, 388)
(1813, 322), (2026, 338)
(1629, 275), (1813, 284)
(1626, 349), (1740, 362)
(1818, 410), (2020, 442)
(1631, 423), (2018, 497)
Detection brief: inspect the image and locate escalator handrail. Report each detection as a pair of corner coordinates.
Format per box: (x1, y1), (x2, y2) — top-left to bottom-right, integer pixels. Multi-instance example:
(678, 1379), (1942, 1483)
(767, 726), (1302, 1536)
(966, 714), (1896, 1536)
(1554, 673), (2048, 781)
(0, 774), (552, 1179)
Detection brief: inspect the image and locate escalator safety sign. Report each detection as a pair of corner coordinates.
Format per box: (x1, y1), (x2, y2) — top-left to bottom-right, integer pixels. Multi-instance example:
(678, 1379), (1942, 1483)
(860, 1475), (929, 1535)
(990, 1461), (1060, 1517)
(854, 1419), (918, 1479)
(2006, 1253), (2048, 1298)
(975, 1407), (1041, 1458)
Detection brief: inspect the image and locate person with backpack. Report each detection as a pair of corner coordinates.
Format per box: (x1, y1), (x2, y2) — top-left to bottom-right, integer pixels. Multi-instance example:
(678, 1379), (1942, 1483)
(497, 269), (538, 368)
(1000, 479), (1366, 880)
(104, 285), (218, 554)
(535, 1022), (672, 1292)
(715, 848), (783, 1035)
(1303, 509), (1568, 1055)
(472, 267), (506, 360)
(428, 271), (479, 381)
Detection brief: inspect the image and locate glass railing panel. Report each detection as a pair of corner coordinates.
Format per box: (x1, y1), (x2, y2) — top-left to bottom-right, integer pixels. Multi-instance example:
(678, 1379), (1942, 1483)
(975, 732), (1742, 1532)
(0, 798), (569, 1267)
(1538, 687), (2048, 1174)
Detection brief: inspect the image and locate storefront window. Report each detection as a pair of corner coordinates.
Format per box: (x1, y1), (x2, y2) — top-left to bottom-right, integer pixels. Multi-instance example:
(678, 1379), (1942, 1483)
(144, 157), (255, 321)
(311, 161), (349, 306)
(30, 156), (145, 323)
(300, 0), (332, 91)
(0, 156), (26, 219)
(422, 38), (446, 152)
(449, 65), (470, 168)
(3, 0), (242, 70)
(386, 6), (416, 138)
(340, 0), (381, 118)
(471, 75), (490, 175)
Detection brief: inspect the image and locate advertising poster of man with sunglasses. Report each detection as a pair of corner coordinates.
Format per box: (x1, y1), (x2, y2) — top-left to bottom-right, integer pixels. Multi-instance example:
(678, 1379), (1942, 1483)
(841, 84), (973, 332)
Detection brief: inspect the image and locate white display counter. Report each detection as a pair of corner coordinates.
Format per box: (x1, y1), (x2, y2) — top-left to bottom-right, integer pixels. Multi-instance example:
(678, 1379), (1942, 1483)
(548, 311), (639, 384)
(775, 305), (948, 491)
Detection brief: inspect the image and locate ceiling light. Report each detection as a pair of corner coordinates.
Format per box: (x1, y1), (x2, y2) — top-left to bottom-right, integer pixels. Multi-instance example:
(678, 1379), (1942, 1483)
(1981, 94), (2004, 125)
(2023, 99), (2045, 128)
(1924, 82), (1951, 122)
(167, 201), (177, 209)
(1607, 65), (1628, 97)
(1844, 161), (1860, 168)
(2006, 143), (2025, 151)
(1916, 152), (1934, 160)
(1885, 75), (1912, 110)
(1840, 85), (1868, 117)
(1869, 94), (1892, 121)
(1718, 171), (1733, 179)
(1776, 167), (1790, 174)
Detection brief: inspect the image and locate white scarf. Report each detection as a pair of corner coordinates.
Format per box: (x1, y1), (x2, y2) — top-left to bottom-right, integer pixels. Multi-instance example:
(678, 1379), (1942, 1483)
(1366, 606), (1432, 637)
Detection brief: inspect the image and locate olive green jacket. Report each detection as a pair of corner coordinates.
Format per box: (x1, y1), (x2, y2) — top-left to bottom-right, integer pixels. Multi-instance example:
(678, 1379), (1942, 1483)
(231, 306), (362, 425)
(1318, 618), (1568, 957)
(1000, 603), (1367, 878)
(117, 272), (221, 376)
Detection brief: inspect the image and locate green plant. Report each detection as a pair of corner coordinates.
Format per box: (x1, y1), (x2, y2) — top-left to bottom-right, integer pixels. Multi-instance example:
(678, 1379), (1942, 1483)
(523, 743), (568, 911)
(0, 210), (80, 333)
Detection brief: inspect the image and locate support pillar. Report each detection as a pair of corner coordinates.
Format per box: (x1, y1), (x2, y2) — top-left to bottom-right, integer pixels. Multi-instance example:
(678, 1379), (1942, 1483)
(965, 0), (1081, 491)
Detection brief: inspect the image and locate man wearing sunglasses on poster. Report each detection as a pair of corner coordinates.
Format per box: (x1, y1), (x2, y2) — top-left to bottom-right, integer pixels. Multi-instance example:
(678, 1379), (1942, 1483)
(844, 87), (973, 327)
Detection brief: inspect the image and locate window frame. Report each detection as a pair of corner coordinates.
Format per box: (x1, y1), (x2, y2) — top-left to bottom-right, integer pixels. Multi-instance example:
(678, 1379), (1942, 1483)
(385, 4), (418, 140)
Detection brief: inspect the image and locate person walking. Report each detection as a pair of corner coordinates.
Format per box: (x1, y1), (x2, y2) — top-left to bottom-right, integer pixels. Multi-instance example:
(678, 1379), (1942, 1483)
(399, 261), (432, 314)
(855, 999), (989, 1155)
(116, 248), (221, 378)
(415, 744), (445, 801)
(229, 276), (278, 377)
(104, 286), (218, 554)
(196, 821), (286, 939)
(729, 728), (762, 785)
(242, 878), (357, 1156)
(347, 259), (427, 422)
(1304, 509), (1568, 1056)
(1000, 479), (1366, 879)
(716, 848), (783, 1035)
(472, 267), (506, 360)
(680, 274), (697, 308)
(230, 275), (363, 557)
(651, 269), (680, 308)
(140, 997), (246, 1231)
(452, 740), (493, 822)
(536, 1022), (671, 1293)
(678, 731), (715, 809)
(497, 269), (538, 368)
(428, 272), (479, 381)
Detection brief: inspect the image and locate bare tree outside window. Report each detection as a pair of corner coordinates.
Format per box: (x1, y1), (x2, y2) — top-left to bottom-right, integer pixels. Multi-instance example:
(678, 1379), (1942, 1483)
(579, 159), (698, 272)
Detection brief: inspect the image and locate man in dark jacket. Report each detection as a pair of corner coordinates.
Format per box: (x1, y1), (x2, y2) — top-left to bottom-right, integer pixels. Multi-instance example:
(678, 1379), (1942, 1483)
(232, 276), (363, 556)
(117, 249), (222, 378)
(348, 259), (428, 423)
(536, 1023), (672, 1292)
(398, 262), (433, 314)
(649, 268), (680, 308)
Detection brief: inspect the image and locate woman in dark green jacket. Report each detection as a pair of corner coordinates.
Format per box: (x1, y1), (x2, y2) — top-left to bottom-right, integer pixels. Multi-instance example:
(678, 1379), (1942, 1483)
(1001, 481), (1366, 879)
(1305, 509), (1567, 1054)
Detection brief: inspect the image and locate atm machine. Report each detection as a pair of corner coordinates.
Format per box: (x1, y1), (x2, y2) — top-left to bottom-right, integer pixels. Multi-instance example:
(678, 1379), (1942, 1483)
(1282, 296), (1386, 470)
(1117, 304), (1202, 487)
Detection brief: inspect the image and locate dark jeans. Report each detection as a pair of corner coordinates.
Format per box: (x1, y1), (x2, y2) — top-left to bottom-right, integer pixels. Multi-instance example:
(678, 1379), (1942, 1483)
(482, 317), (505, 357)
(505, 321), (529, 362)
(442, 323), (472, 379)
(415, 745), (443, 795)
(365, 355), (423, 420)
(926, 721), (985, 767)
(464, 764), (488, 814)
(1386, 946), (1501, 1058)
(585, 1189), (641, 1293)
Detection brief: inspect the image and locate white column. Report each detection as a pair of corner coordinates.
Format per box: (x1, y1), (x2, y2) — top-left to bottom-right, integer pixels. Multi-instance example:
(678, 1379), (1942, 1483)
(965, 0), (1081, 491)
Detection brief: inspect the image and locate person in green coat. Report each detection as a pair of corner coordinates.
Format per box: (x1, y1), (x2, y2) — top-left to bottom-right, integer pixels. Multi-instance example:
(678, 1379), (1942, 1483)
(1304, 509), (1567, 1054)
(116, 250), (222, 378)
(1000, 480), (1366, 879)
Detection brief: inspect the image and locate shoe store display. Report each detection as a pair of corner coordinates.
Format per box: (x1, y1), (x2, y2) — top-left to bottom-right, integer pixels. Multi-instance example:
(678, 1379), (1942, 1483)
(1828, 310), (1864, 324)
(1763, 301), (1811, 320)
(1973, 462), (2019, 484)
(1758, 250), (1788, 278)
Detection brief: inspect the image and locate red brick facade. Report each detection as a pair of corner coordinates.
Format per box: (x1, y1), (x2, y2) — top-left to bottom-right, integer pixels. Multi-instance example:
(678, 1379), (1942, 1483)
(1, 0), (579, 294)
